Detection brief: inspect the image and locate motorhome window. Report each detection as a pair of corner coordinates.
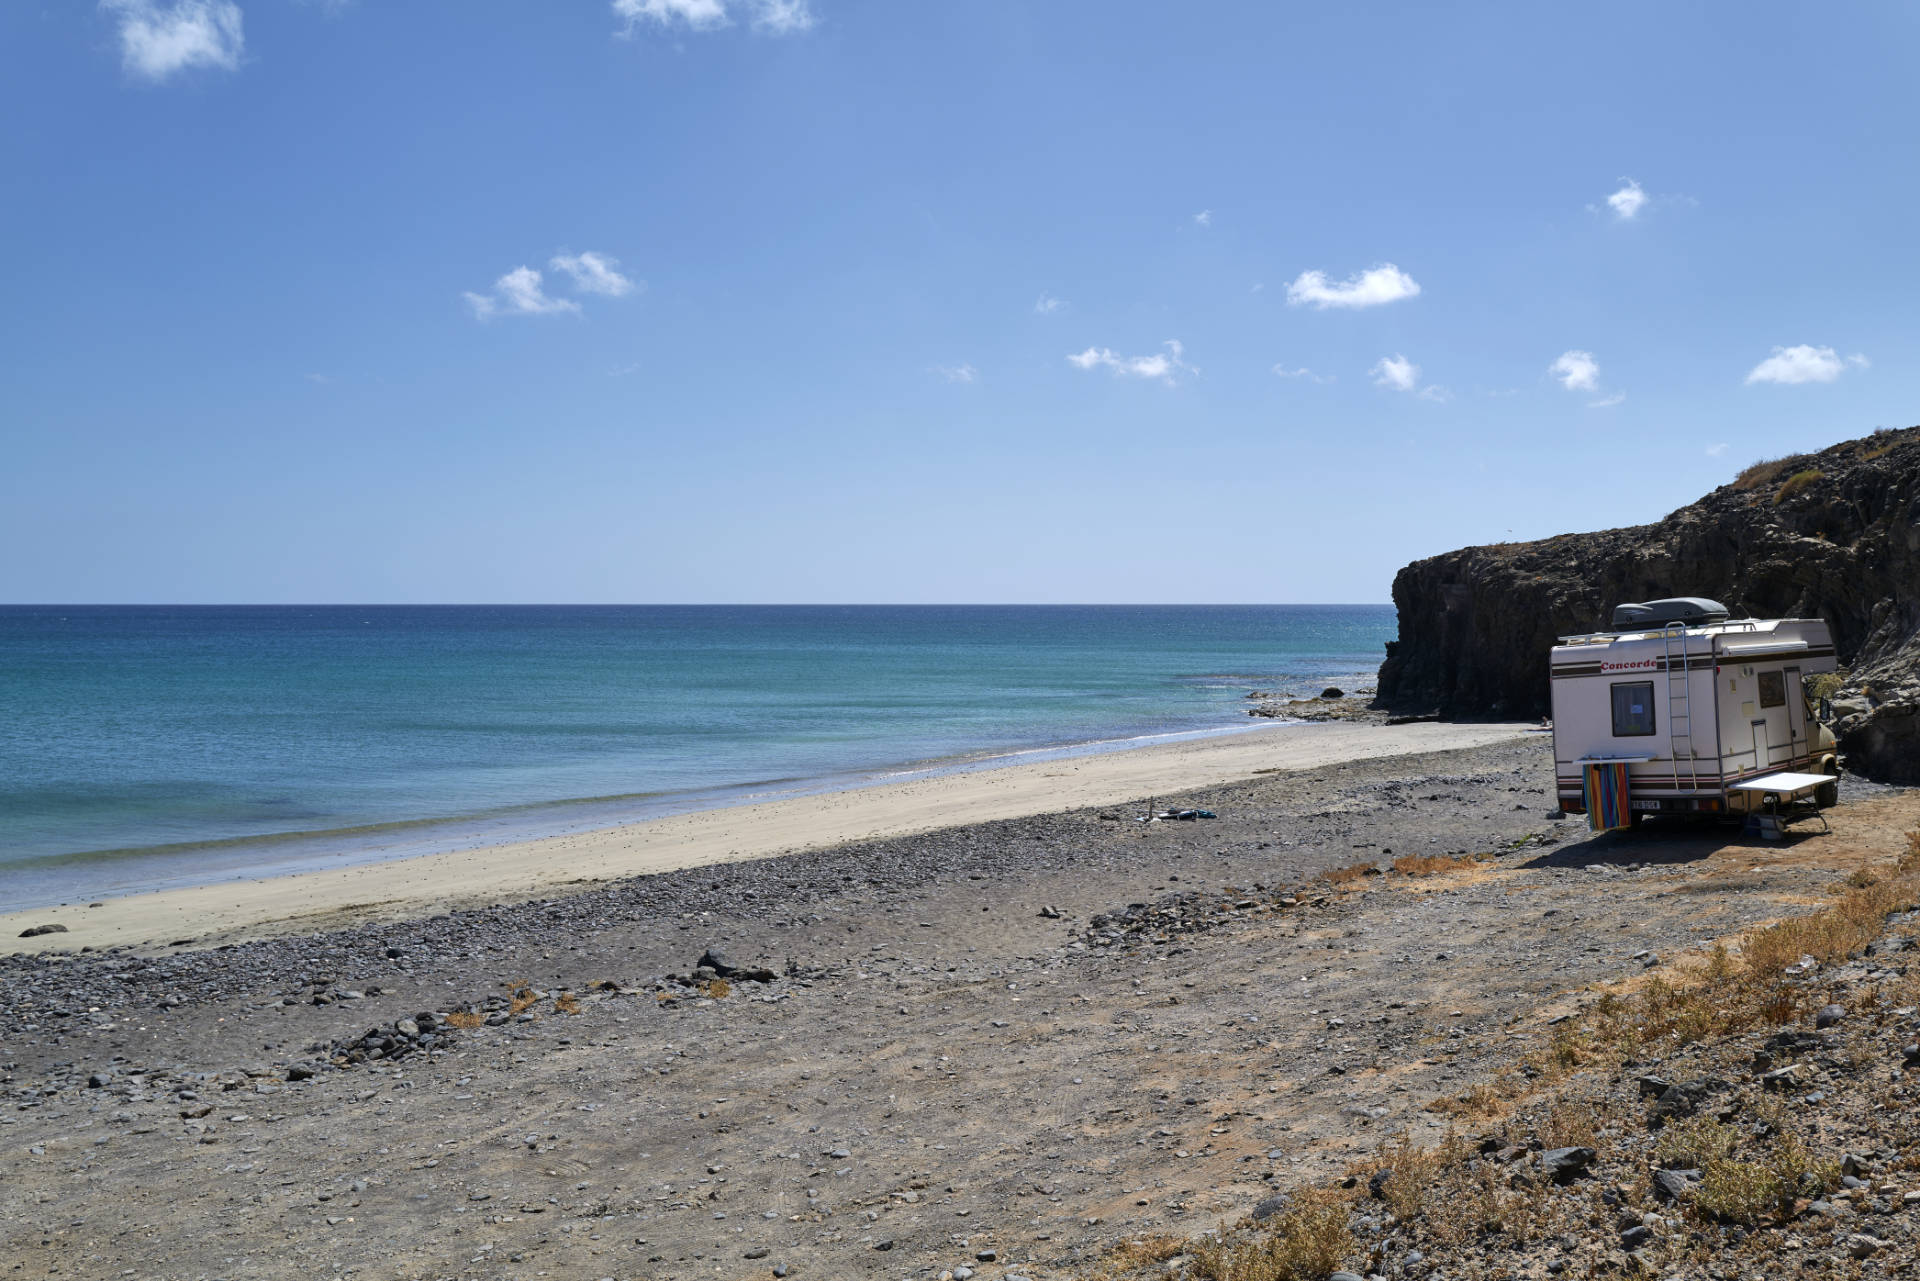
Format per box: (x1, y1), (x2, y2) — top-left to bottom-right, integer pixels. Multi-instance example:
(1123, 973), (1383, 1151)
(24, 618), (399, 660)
(1757, 671), (1786, 709)
(1611, 682), (1656, 736)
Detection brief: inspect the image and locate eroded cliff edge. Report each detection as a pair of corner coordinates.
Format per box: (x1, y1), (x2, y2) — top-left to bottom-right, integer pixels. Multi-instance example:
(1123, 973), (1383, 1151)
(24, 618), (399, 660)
(1376, 425), (1920, 782)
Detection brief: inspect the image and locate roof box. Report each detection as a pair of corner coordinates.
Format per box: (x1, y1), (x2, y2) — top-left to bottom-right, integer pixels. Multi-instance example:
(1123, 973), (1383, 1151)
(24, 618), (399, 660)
(1611, 597), (1730, 631)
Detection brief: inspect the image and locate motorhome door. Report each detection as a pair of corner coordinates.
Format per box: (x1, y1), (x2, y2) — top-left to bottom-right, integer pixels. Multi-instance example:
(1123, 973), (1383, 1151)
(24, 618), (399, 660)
(1750, 718), (1770, 771)
(1785, 666), (1804, 759)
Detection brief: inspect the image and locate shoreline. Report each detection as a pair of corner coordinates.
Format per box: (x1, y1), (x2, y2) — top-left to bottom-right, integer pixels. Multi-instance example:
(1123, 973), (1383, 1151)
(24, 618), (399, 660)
(0, 717), (1531, 956)
(0, 711), (1348, 914)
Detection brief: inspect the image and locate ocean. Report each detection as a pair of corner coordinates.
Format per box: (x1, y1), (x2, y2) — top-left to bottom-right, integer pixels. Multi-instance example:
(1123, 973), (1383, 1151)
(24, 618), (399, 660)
(0, 605), (1395, 909)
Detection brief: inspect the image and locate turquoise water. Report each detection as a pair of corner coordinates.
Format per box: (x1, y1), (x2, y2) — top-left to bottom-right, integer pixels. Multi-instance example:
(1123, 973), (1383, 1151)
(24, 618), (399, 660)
(0, 605), (1393, 908)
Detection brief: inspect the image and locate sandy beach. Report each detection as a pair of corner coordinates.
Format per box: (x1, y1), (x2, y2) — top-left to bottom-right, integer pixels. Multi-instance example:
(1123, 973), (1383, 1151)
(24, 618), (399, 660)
(3, 719), (1529, 956)
(4, 728), (1913, 1281)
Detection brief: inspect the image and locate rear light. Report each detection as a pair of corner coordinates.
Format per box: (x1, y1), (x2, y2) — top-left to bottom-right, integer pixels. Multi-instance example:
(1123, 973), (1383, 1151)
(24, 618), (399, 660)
(1700, 798), (1721, 811)
(1560, 798), (1585, 814)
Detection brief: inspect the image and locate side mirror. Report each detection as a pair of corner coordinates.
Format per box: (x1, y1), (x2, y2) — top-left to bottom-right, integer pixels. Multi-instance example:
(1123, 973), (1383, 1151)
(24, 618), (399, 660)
(1818, 697), (1834, 722)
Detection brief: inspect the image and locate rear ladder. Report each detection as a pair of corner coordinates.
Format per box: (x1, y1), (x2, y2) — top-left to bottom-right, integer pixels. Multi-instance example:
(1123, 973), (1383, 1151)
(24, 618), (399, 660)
(1661, 627), (1702, 792)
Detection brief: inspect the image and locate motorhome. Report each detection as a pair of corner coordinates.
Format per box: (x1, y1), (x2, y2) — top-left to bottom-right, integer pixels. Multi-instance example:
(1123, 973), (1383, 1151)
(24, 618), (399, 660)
(1550, 598), (1840, 826)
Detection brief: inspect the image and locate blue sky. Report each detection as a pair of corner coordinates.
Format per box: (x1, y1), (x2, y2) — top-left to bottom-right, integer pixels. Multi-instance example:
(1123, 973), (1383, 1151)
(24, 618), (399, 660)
(3, 1), (1914, 604)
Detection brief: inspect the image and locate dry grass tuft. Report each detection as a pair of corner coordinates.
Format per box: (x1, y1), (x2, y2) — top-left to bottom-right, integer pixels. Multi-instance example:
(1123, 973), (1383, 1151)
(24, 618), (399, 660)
(506, 984), (540, 1016)
(1774, 468), (1823, 504)
(702, 977), (732, 999)
(1092, 1235), (1187, 1279)
(443, 1009), (483, 1030)
(1191, 1187), (1354, 1281)
(1391, 852), (1483, 877)
(1322, 862), (1377, 886)
(554, 991), (581, 1015)
(1732, 456), (1796, 490)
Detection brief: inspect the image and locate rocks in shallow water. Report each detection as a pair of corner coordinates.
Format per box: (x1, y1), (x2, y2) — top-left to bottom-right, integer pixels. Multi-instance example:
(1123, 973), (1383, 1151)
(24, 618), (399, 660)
(18, 924), (67, 939)
(1320, 687), (1345, 698)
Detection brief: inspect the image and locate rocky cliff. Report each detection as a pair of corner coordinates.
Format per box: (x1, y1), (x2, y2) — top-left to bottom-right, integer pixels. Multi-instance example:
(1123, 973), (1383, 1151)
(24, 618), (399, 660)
(1375, 425), (1920, 782)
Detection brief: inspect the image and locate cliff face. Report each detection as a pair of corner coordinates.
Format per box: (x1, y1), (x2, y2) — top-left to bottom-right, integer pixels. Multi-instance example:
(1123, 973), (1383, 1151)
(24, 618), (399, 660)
(1375, 425), (1920, 782)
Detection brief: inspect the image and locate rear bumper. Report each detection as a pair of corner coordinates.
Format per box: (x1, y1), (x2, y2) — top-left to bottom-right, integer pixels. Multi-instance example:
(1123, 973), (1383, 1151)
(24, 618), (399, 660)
(1558, 794), (1727, 815)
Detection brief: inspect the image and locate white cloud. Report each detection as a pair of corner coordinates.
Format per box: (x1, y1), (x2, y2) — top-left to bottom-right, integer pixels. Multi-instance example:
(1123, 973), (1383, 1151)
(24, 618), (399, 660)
(1193, 209), (1212, 227)
(612, 0), (814, 35)
(1286, 263), (1421, 310)
(1589, 392), (1626, 408)
(464, 267), (580, 320)
(1418, 385), (1452, 403)
(933, 363), (977, 384)
(1705, 442), (1728, 457)
(305, 372), (331, 385)
(1745, 344), (1868, 386)
(1370, 354), (1419, 393)
(1606, 178), (1647, 220)
(550, 251), (635, 297)
(1033, 293), (1066, 315)
(1066, 340), (1196, 385)
(102, 0), (244, 81)
(1272, 364), (1331, 384)
(1549, 349), (1600, 392)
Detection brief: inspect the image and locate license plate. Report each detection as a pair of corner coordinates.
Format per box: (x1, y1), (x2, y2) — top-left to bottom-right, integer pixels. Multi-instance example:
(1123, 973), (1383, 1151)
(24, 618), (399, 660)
(1631, 800), (1661, 811)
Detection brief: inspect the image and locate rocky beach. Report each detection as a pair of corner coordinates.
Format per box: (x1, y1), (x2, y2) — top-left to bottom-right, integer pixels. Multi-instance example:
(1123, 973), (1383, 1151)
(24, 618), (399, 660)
(7, 732), (1918, 1280)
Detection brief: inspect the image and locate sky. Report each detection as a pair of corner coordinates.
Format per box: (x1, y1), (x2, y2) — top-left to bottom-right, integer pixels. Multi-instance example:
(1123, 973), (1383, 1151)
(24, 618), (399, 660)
(3, 1), (1915, 604)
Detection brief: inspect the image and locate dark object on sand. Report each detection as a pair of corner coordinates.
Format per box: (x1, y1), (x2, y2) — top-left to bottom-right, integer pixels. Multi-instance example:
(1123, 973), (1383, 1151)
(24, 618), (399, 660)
(19, 923), (68, 938)
(698, 948), (777, 983)
(1320, 686), (1345, 698)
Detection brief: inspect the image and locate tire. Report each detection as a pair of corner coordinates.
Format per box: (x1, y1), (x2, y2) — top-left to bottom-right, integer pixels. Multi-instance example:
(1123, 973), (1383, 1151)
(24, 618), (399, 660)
(1816, 758), (1840, 808)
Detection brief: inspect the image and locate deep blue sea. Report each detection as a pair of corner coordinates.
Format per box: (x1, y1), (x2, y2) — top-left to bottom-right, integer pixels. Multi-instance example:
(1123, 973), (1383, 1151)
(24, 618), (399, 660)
(0, 605), (1394, 909)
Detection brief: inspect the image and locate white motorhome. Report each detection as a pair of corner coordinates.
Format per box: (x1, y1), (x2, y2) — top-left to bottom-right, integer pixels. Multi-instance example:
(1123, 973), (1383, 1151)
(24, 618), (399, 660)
(1550, 598), (1840, 824)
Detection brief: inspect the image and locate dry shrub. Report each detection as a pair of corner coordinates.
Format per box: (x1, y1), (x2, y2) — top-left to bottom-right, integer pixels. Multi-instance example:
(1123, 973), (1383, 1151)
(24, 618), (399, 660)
(1846, 866), (1880, 890)
(1322, 862), (1377, 886)
(1191, 1187), (1354, 1281)
(554, 991), (581, 1015)
(1774, 468), (1823, 504)
(1092, 1235), (1186, 1279)
(507, 985), (539, 1016)
(1732, 456), (1795, 490)
(1390, 853), (1483, 877)
(1654, 1116), (1736, 1169)
(1539, 1100), (1600, 1150)
(1426, 1081), (1504, 1120)
(443, 1009), (482, 1030)
(1695, 1136), (1836, 1226)
(702, 977), (732, 999)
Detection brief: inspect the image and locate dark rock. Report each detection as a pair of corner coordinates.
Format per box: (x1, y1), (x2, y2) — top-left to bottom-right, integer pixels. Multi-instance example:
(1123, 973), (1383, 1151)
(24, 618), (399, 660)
(1650, 1077), (1725, 1124)
(286, 1063), (316, 1081)
(1368, 1168), (1393, 1199)
(1540, 1146), (1596, 1180)
(872, 1239), (893, 1251)
(1650, 1168), (1696, 1202)
(18, 924), (68, 939)
(1816, 1003), (1847, 1029)
(1636, 1075), (1672, 1099)
(698, 948), (776, 983)
(1619, 1225), (1651, 1250)
(1320, 687), (1345, 699)
(1249, 1194), (1289, 1221)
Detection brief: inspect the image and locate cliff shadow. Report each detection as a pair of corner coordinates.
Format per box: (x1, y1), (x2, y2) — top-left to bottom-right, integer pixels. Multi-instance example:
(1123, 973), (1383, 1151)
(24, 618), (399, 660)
(1519, 819), (1807, 870)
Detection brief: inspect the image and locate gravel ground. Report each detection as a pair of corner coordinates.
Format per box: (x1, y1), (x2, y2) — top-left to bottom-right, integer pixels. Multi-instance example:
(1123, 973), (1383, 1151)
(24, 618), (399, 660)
(1, 737), (1911, 1280)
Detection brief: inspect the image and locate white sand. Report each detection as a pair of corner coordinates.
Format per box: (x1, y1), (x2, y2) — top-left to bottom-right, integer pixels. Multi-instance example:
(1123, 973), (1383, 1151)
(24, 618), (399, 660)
(1, 720), (1531, 956)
